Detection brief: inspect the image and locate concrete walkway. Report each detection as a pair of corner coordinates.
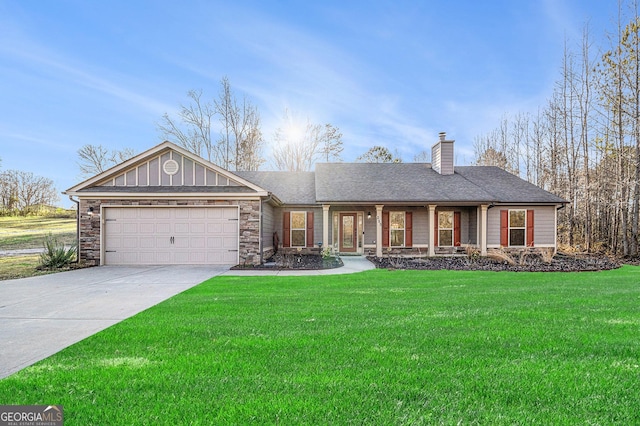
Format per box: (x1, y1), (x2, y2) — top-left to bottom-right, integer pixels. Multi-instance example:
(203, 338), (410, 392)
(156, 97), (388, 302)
(0, 265), (229, 379)
(222, 255), (376, 276)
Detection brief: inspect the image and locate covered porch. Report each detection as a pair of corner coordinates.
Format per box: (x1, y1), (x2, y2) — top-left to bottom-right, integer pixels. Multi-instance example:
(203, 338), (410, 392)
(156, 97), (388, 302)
(321, 204), (489, 257)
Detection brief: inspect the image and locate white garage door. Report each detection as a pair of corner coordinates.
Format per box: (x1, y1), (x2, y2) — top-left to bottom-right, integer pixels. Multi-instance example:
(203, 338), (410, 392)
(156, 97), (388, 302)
(103, 207), (239, 265)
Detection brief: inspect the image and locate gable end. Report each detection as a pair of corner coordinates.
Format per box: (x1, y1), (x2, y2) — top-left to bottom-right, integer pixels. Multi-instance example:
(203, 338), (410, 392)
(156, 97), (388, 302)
(99, 149), (245, 188)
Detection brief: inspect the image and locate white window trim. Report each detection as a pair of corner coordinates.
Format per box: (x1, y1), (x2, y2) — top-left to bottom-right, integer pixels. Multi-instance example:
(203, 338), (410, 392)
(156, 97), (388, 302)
(291, 211), (306, 247)
(390, 211), (406, 247)
(438, 211), (454, 247)
(508, 209), (526, 247)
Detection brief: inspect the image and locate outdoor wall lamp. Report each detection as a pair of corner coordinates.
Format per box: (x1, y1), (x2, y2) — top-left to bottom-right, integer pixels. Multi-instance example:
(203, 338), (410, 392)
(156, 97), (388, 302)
(367, 211), (372, 219)
(87, 207), (100, 216)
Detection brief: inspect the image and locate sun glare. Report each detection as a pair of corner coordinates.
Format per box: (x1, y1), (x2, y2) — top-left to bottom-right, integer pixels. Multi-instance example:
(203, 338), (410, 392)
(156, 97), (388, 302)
(283, 121), (305, 143)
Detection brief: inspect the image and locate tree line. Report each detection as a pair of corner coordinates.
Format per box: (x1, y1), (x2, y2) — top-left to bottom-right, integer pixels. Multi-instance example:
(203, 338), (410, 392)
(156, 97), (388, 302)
(473, 3), (640, 257)
(0, 168), (59, 216)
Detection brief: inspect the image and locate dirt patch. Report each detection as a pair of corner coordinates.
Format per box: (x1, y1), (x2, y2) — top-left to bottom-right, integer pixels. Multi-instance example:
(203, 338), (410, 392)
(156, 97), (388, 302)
(232, 254), (343, 270)
(367, 253), (620, 272)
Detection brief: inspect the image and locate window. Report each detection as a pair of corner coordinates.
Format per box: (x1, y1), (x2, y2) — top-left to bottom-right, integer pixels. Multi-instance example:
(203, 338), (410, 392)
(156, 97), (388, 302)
(438, 211), (454, 246)
(390, 212), (405, 246)
(291, 212), (306, 247)
(509, 210), (526, 246)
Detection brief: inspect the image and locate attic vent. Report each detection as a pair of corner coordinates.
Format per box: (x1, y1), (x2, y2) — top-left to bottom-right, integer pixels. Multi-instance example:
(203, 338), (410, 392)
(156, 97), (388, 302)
(163, 159), (179, 175)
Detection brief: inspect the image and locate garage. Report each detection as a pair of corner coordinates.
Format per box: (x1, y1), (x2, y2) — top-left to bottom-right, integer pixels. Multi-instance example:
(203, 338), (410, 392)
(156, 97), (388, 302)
(103, 206), (239, 265)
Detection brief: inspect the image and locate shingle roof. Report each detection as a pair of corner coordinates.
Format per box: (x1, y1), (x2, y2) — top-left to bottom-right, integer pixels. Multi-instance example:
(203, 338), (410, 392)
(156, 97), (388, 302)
(314, 163), (495, 203)
(234, 171), (317, 205)
(237, 164), (565, 205)
(455, 166), (566, 203)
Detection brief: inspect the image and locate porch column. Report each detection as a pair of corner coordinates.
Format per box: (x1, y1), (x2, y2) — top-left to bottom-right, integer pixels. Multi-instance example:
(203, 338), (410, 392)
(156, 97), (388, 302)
(428, 204), (437, 256)
(480, 204), (488, 256)
(322, 204), (330, 249)
(375, 204), (384, 257)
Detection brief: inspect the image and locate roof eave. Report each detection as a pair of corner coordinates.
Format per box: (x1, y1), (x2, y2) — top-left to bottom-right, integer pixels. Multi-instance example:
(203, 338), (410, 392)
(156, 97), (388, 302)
(64, 190), (269, 199)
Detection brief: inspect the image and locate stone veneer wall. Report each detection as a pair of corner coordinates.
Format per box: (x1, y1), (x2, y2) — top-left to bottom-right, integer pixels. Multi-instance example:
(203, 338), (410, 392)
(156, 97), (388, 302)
(79, 199), (261, 266)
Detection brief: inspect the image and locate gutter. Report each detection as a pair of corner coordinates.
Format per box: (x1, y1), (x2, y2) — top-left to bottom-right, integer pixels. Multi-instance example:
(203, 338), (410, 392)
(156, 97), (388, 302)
(68, 195), (80, 263)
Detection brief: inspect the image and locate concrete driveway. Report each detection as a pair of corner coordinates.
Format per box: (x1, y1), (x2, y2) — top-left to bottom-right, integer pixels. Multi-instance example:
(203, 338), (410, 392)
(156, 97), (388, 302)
(0, 265), (230, 379)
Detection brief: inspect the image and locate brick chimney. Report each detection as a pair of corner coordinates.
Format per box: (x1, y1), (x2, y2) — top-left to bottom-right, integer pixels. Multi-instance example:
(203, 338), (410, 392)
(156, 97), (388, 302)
(432, 132), (454, 175)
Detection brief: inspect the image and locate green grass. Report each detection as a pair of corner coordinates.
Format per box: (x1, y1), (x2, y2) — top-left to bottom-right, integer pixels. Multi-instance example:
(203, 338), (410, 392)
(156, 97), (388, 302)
(0, 216), (76, 250)
(1, 268), (639, 424)
(0, 216), (78, 279)
(0, 254), (41, 280)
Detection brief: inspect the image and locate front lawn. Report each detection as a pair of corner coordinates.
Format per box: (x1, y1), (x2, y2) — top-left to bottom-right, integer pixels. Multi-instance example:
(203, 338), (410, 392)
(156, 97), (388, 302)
(0, 254), (41, 280)
(0, 216), (79, 279)
(0, 216), (76, 250)
(1, 268), (639, 424)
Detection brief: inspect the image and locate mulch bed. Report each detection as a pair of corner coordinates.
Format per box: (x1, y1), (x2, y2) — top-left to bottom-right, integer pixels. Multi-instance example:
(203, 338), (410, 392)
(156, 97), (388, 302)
(232, 252), (625, 272)
(231, 253), (343, 270)
(367, 253), (621, 272)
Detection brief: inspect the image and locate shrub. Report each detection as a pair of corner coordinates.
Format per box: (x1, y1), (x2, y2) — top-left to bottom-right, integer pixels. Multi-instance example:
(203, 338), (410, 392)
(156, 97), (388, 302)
(321, 246), (333, 260)
(39, 233), (77, 269)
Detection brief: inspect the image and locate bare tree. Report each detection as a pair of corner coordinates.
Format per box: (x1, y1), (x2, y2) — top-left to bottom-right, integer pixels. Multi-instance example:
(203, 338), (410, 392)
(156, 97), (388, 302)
(619, 8), (640, 256)
(472, 131), (518, 174)
(356, 146), (402, 163)
(0, 170), (58, 215)
(413, 150), (430, 162)
(318, 124), (343, 162)
(271, 110), (343, 171)
(158, 78), (264, 171)
(597, 2), (637, 255)
(158, 89), (215, 162)
(77, 144), (136, 178)
(473, 145), (511, 170)
(512, 112), (530, 180)
(214, 77), (265, 171)
(578, 24), (595, 252)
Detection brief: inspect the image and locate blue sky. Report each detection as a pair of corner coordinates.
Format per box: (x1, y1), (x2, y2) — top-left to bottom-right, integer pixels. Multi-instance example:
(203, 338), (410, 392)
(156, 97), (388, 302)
(0, 0), (616, 206)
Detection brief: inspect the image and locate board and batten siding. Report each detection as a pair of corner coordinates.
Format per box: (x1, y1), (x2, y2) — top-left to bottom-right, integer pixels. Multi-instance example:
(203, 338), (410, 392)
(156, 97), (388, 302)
(100, 150), (243, 188)
(486, 205), (557, 247)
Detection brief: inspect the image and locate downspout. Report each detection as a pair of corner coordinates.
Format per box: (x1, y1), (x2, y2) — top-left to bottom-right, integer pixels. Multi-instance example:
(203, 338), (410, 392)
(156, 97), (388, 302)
(260, 193), (274, 265)
(68, 195), (80, 263)
(555, 204), (566, 255)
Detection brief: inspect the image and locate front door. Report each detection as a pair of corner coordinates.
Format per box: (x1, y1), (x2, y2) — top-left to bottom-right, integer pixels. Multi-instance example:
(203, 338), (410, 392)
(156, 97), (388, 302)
(340, 213), (357, 252)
